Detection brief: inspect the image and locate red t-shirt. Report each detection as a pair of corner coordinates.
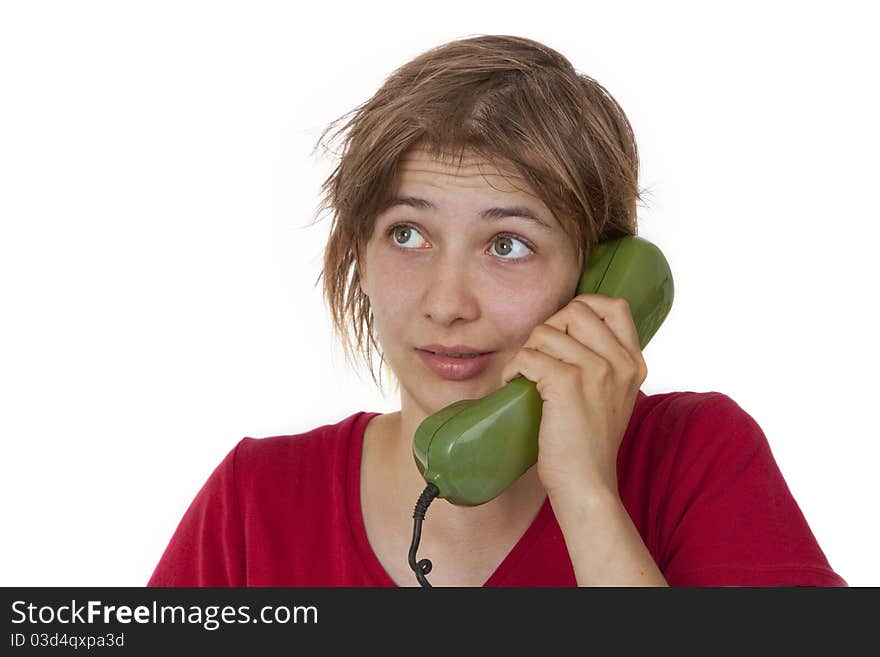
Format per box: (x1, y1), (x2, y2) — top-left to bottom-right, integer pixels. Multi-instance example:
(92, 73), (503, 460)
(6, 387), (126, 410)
(147, 390), (846, 587)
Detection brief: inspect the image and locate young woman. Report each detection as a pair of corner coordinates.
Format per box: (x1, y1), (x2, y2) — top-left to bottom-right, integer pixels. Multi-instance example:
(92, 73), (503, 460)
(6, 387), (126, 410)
(148, 35), (845, 587)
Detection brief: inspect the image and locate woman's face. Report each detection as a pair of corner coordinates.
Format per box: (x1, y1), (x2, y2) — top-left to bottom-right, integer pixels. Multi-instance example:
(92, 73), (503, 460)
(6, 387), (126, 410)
(359, 146), (583, 417)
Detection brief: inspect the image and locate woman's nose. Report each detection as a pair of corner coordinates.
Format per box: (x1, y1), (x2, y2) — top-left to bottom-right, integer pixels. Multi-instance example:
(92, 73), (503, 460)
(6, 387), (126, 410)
(420, 256), (481, 325)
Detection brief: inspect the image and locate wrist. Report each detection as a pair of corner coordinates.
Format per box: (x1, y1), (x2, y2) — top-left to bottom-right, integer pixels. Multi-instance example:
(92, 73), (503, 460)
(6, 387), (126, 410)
(542, 466), (619, 507)
(546, 481), (622, 522)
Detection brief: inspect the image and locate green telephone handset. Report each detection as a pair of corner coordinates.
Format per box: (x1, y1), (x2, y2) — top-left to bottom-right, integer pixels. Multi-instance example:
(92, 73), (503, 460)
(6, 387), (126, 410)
(411, 234), (674, 507)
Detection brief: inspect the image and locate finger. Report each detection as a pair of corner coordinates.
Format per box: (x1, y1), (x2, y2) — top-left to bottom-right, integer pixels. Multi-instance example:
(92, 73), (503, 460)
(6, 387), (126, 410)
(516, 323), (608, 380)
(500, 346), (584, 400)
(547, 295), (643, 374)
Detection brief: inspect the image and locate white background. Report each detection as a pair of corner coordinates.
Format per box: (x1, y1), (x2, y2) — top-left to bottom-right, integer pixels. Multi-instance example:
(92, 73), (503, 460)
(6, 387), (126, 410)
(1, 1), (877, 586)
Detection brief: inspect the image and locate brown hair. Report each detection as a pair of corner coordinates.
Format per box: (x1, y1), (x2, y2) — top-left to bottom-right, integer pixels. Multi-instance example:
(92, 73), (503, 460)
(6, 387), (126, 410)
(309, 34), (647, 392)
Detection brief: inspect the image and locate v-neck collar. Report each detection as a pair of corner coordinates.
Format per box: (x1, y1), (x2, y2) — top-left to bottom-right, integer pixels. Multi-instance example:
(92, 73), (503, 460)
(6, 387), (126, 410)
(346, 411), (553, 587)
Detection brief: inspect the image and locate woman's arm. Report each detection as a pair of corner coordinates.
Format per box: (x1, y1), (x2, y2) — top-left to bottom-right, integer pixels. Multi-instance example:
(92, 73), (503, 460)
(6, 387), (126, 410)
(500, 293), (661, 585)
(549, 484), (667, 587)
(148, 440), (247, 587)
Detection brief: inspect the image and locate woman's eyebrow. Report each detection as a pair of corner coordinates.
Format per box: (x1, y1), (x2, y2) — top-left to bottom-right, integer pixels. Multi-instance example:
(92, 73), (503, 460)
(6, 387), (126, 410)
(385, 196), (552, 231)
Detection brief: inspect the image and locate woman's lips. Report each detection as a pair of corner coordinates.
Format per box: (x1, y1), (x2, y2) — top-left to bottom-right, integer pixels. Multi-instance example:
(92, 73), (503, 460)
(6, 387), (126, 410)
(416, 349), (494, 381)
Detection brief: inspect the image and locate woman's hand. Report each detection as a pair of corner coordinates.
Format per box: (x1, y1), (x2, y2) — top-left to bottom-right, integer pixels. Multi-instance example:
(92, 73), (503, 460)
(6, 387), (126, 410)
(499, 293), (648, 499)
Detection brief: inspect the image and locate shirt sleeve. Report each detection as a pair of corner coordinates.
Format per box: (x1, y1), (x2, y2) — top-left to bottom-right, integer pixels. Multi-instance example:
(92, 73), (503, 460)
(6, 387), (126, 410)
(147, 440), (247, 587)
(657, 393), (846, 587)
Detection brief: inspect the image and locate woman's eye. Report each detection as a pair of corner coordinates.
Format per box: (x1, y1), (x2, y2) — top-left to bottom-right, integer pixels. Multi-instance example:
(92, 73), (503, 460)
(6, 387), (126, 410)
(387, 224), (533, 260)
(389, 224), (427, 249)
(490, 235), (532, 260)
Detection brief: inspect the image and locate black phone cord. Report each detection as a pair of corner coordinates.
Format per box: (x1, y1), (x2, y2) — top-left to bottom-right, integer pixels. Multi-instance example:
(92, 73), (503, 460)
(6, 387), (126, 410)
(408, 483), (440, 588)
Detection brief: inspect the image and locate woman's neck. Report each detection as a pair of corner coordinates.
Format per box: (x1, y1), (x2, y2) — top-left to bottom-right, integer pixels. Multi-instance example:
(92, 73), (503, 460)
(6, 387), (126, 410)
(363, 411), (548, 544)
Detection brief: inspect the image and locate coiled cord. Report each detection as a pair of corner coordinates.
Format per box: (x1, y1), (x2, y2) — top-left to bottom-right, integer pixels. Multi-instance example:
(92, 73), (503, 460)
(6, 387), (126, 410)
(408, 483), (440, 587)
